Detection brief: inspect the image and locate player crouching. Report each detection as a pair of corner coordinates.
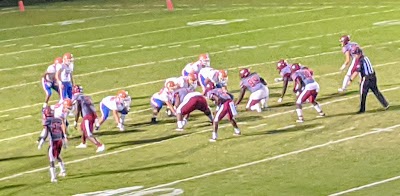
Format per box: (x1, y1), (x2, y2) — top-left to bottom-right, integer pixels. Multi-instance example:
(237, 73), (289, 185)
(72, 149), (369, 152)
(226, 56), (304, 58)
(96, 90), (131, 131)
(206, 83), (240, 142)
(290, 63), (325, 122)
(235, 68), (269, 112)
(150, 81), (177, 124)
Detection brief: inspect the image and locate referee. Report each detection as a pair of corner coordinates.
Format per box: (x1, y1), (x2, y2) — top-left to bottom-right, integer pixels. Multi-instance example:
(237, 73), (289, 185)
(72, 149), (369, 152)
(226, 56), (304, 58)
(348, 46), (389, 113)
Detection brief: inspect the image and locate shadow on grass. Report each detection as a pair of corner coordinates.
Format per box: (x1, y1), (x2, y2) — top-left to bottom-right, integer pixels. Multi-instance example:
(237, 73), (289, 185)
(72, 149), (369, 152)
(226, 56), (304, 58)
(95, 128), (146, 137)
(0, 154), (43, 162)
(68, 162), (187, 179)
(0, 184), (27, 192)
(318, 90), (359, 102)
(247, 123), (322, 136)
(106, 133), (188, 151)
(325, 105), (400, 118)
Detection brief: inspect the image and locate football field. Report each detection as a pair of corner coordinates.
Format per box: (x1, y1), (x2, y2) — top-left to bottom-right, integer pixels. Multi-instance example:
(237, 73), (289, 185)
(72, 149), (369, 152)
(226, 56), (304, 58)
(1, 0), (400, 195)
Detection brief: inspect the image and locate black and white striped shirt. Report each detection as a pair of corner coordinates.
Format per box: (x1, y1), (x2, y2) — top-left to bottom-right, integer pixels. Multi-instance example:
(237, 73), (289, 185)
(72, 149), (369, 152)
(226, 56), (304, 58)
(356, 56), (374, 77)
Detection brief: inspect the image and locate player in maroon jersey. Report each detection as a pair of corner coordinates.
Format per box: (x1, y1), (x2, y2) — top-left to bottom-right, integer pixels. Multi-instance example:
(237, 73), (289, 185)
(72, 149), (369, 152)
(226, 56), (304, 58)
(37, 107), (67, 183)
(206, 83), (240, 142)
(175, 91), (213, 131)
(72, 85), (105, 153)
(290, 64), (325, 122)
(235, 68), (269, 112)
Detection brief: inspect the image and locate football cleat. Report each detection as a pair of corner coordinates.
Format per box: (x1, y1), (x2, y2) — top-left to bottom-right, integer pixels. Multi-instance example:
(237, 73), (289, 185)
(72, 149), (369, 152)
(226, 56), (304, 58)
(317, 112), (326, 118)
(51, 178), (58, 183)
(338, 88), (346, 93)
(209, 138), (217, 142)
(296, 118), (304, 123)
(76, 143), (87, 149)
(151, 117), (157, 124)
(96, 144), (105, 153)
(175, 128), (184, 131)
(58, 172), (66, 177)
(117, 123), (125, 131)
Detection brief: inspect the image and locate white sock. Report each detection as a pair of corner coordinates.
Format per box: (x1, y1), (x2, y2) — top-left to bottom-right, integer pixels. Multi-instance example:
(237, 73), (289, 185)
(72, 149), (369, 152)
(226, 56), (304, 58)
(341, 75), (350, 89)
(212, 131), (218, 139)
(260, 99), (266, 108)
(234, 128), (240, 134)
(120, 114), (126, 125)
(49, 167), (56, 179)
(177, 121), (184, 129)
(95, 118), (100, 127)
(250, 104), (262, 112)
(313, 104), (322, 113)
(296, 109), (303, 119)
(58, 162), (66, 173)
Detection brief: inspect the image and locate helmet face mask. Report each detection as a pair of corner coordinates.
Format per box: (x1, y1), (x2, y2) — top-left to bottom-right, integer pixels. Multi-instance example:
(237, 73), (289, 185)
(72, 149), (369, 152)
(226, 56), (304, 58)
(339, 35), (350, 46)
(117, 90), (128, 99)
(63, 98), (73, 111)
(63, 53), (74, 65)
(72, 85), (83, 94)
(277, 59), (288, 70)
(199, 53), (210, 67)
(239, 68), (250, 78)
(290, 63), (301, 73)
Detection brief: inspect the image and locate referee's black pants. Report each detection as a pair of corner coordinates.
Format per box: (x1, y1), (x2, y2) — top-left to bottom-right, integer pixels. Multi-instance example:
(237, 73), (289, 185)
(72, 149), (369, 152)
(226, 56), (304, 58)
(359, 74), (389, 112)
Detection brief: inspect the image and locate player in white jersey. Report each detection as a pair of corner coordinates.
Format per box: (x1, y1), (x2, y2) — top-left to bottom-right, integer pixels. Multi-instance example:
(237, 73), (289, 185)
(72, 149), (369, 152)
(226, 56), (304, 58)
(198, 67), (228, 95)
(181, 53), (210, 76)
(150, 81), (177, 124)
(96, 90), (130, 131)
(41, 57), (62, 108)
(56, 53), (75, 100)
(176, 73), (198, 91)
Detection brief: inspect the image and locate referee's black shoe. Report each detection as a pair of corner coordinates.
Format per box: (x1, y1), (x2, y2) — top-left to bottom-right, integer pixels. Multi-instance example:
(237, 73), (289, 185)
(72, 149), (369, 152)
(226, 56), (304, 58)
(356, 110), (365, 114)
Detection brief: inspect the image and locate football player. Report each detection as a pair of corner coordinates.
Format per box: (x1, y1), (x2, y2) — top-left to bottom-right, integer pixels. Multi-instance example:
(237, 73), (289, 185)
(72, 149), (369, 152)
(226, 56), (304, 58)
(72, 85), (105, 153)
(181, 53), (210, 76)
(235, 68), (269, 112)
(290, 63), (325, 122)
(41, 57), (62, 108)
(96, 90), (130, 131)
(150, 81), (177, 124)
(55, 53), (75, 100)
(275, 59), (292, 103)
(205, 83), (240, 142)
(338, 35), (360, 92)
(198, 67), (228, 95)
(38, 100), (70, 182)
(175, 91), (213, 131)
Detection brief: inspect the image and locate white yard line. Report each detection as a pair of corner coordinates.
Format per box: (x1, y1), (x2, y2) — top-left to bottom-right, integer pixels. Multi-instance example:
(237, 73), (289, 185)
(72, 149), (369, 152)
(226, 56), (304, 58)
(14, 115), (32, 120)
(337, 127), (355, 133)
(249, 123), (267, 129)
(0, 7), (378, 71)
(277, 125), (296, 130)
(0, 132), (39, 143)
(137, 123), (400, 193)
(329, 175), (400, 196)
(305, 126), (325, 132)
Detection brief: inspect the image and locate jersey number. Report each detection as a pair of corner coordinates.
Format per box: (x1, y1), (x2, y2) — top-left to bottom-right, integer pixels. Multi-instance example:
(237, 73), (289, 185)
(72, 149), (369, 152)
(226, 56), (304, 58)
(247, 76), (260, 87)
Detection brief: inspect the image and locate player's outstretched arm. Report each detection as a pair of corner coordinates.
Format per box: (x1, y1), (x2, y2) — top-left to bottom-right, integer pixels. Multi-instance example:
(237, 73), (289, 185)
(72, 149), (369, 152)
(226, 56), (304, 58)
(278, 77), (290, 102)
(340, 51), (351, 71)
(235, 87), (246, 105)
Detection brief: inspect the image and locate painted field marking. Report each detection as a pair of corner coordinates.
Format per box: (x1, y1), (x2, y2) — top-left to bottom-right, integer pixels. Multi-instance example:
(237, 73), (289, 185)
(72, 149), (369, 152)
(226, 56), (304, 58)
(0, 89), (399, 181)
(337, 127), (355, 133)
(14, 115), (32, 120)
(249, 123), (267, 129)
(0, 132), (39, 143)
(0, 6), (329, 64)
(305, 126), (325, 132)
(329, 175), (400, 196)
(277, 125), (296, 130)
(138, 123), (400, 192)
(0, 114), (9, 118)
